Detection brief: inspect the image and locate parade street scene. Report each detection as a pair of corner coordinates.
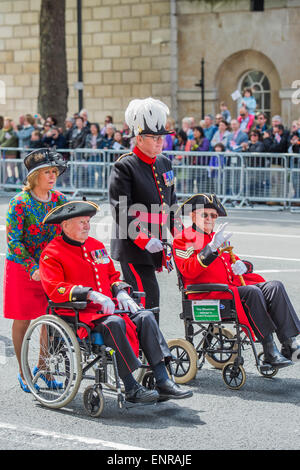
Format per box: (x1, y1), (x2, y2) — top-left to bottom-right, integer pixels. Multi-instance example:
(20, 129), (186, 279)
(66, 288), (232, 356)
(0, 0), (300, 457)
(0, 201), (299, 452)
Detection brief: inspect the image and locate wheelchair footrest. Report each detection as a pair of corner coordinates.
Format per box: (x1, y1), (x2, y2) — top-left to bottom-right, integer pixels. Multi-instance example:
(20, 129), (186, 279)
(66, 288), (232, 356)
(259, 362), (275, 372)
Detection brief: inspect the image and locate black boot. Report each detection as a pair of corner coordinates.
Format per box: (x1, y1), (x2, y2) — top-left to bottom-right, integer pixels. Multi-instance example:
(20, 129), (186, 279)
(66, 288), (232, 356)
(262, 334), (293, 369)
(281, 336), (300, 362)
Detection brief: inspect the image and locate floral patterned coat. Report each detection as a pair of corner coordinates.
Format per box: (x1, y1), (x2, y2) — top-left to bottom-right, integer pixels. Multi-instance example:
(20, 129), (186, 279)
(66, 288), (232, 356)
(6, 190), (67, 276)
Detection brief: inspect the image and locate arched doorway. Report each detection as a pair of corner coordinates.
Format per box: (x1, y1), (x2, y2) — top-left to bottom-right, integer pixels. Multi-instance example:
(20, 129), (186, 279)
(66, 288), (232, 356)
(215, 50), (281, 124)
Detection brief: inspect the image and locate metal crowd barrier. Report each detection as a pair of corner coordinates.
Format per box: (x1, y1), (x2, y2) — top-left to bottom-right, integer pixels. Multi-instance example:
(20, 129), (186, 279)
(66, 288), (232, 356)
(0, 147), (300, 209)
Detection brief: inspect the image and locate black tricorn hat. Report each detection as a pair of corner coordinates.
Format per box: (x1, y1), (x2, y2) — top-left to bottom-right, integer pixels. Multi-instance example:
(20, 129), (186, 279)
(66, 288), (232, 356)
(24, 148), (67, 182)
(43, 200), (99, 225)
(175, 193), (227, 217)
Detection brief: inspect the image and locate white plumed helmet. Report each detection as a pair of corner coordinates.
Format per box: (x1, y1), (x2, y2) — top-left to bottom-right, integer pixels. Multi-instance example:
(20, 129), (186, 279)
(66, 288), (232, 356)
(125, 97), (170, 137)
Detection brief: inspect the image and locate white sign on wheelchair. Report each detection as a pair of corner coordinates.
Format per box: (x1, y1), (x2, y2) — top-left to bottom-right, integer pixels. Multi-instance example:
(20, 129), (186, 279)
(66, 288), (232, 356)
(192, 300), (221, 322)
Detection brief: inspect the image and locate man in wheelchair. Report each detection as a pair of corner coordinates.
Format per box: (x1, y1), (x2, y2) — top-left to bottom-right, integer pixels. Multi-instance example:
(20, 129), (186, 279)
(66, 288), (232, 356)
(39, 200), (192, 405)
(173, 193), (300, 368)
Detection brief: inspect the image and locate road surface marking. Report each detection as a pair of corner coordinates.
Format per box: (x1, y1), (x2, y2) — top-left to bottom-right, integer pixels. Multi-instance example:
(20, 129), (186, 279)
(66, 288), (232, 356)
(238, 254), (300, 262)
(0, 422), (146, 450)
(232, 231), (300, 239)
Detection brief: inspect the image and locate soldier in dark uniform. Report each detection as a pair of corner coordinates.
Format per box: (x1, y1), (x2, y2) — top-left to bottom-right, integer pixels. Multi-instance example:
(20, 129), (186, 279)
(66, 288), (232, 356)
(109, 98), (182, 317)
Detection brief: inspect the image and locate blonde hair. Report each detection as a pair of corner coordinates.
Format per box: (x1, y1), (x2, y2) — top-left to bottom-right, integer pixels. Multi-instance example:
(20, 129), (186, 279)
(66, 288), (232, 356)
(23, 166), (59, 192)
(25, 113), (35, 126)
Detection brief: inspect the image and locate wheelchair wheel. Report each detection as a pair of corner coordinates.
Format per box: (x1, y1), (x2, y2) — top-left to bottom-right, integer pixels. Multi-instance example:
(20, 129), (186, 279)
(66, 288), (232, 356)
(142, 372), (169, 402)
(257, 352), (279, 378)
(105, 350), (147, 392)
(83, 385), (104, 418)
(167, 338), (198, 384)
(21, 315), (82, 409)
(222, 362), (246, 390)
(142, 371), (156, 389)
(205, 327), (237, 369)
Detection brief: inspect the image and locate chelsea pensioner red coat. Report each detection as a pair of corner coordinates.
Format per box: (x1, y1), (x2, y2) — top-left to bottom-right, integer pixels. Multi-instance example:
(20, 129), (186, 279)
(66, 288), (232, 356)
(173, 225), (266, 340)
(39, 234), (139, 354)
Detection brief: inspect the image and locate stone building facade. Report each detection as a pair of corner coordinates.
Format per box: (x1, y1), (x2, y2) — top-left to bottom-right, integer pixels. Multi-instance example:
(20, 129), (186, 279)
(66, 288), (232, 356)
(0, 0), (299, 128)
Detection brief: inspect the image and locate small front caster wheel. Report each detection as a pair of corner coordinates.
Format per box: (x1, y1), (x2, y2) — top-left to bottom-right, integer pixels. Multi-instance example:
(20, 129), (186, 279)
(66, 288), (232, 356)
(222, 362), (246, 390)
(83, 385), (104, 417)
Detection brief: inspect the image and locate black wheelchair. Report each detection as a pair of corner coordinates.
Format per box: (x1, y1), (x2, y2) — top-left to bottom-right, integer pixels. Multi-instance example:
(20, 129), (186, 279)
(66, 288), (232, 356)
(165, 243), (280, 390)
(20, 296), (166, 418)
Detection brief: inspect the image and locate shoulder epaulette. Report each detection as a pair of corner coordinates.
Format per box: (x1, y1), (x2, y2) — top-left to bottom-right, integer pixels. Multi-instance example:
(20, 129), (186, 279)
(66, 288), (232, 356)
(116, 152), (133, 162)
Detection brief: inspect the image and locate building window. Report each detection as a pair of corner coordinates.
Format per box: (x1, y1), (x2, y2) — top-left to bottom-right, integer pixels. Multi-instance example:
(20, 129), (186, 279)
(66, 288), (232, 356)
(250, 0), (264, 11)
(239, 70), (271, 122)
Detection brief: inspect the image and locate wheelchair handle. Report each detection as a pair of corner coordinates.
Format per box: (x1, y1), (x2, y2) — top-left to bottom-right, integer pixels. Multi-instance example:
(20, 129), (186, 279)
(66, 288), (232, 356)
(162, 242), (173, 253)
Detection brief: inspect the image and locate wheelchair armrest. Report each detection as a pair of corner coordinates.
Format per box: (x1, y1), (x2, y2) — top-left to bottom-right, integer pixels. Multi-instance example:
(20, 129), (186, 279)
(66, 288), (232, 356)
(48, 300), (87, 310)
(185, 283), (230, 293)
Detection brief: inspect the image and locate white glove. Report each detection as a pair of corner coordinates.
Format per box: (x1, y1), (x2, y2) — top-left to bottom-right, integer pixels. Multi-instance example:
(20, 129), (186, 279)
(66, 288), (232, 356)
(88, 291), (115, 314)
(145, 238), (163, 253)
(231, 260), (247, 276)
(116, 290), (140, 314)
(208, 223), (233, 252)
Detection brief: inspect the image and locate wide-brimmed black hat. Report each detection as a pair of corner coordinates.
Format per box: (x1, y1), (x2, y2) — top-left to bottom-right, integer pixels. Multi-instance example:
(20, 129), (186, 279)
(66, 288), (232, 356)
(24, 148), (67, 182)
(43, 200), (99, 225)
(176, 193), (227, 217)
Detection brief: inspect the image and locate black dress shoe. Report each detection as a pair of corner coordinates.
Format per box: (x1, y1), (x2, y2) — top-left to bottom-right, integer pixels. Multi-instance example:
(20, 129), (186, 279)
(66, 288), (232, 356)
(155, 378), (193, 401)
(125, 383), (159, 404)
(281, 336), (300, 362)
(262, 338), (293, 369)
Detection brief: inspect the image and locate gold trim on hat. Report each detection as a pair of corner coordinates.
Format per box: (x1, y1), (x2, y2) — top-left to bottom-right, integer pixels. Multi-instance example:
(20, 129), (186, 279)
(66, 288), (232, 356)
(175, 193), (215, 216)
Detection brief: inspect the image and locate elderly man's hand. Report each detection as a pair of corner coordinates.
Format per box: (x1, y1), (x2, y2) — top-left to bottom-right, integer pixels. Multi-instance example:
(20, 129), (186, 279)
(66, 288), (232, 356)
(117, 290), (140, 314)
(208, 223), (233, 252)
(231, 260), (247, 276)
(88, 290), (115, 314)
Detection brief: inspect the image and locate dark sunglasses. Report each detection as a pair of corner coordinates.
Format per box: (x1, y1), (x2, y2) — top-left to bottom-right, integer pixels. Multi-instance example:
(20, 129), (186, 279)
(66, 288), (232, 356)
(200, 212), (218, 219)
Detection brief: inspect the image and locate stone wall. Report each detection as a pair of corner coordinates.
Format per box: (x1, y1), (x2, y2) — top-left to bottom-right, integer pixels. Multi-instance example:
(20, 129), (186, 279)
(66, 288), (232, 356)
(0, 0), (300, 128)
(0, 0), (172, 128)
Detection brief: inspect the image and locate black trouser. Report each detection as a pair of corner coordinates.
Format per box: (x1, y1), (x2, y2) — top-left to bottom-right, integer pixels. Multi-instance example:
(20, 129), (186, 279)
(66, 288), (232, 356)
(93, 310), (171, 379)
(238, 281), (300, 343)
(120, 262), (160, 313)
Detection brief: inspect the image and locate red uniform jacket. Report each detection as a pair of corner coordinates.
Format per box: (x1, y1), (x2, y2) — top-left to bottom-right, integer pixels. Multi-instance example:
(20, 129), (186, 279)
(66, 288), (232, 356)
(173, 225), (266, 340)
(39, 234), (139, 354)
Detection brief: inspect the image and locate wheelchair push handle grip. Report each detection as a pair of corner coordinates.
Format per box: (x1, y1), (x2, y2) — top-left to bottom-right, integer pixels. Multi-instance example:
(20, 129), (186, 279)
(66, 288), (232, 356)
(162, 242), (173, 254)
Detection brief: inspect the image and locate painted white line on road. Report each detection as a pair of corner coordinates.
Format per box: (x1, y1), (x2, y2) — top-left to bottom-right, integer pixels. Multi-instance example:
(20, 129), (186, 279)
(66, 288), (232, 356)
(229, 215), (300, 224)
(0, 421), (146, 450)
(232, 231), (300, 239)
(238, 254), (300, 262)
(259, 269), (300, 273)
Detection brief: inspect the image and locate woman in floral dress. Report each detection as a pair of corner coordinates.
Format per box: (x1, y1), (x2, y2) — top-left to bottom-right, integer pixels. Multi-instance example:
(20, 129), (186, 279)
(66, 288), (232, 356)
(3, 148), (67, 392)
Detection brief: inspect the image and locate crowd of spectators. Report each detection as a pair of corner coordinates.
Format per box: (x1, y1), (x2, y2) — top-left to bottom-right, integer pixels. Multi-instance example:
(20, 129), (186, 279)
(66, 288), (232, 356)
(0, 87), (300, 189)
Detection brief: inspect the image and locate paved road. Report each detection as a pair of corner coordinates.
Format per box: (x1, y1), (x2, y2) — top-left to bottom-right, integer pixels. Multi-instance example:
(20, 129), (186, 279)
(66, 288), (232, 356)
(0, 195), (299, 452)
